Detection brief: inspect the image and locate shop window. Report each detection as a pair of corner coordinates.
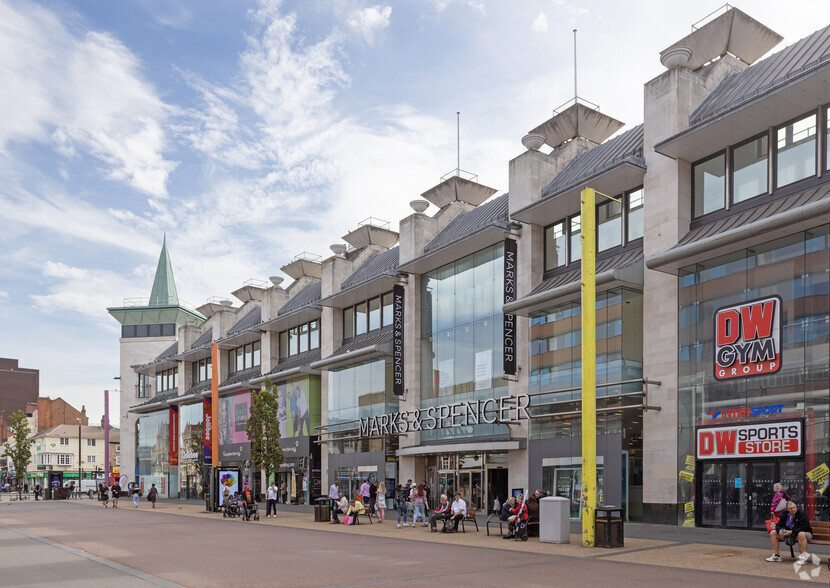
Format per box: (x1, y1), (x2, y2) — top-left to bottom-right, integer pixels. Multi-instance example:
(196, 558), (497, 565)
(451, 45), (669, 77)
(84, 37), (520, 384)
(732, 134), (768, 203)
(693, 153), (726, 217)
(776, 113), (816, 188)
(598, 200), (623, 252)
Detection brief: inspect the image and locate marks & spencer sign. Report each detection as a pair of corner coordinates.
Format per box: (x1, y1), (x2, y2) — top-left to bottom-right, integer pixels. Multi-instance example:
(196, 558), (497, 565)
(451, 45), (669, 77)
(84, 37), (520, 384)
(714, 296), (781, 380)
(696, 420), (803, 460)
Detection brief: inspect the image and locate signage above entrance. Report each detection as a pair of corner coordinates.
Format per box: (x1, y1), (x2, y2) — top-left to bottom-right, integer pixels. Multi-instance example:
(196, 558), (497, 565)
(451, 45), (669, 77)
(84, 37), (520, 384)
(358, 393), (530, 437)
(714, 295), (781, 380)
(696, 419), (803, 460)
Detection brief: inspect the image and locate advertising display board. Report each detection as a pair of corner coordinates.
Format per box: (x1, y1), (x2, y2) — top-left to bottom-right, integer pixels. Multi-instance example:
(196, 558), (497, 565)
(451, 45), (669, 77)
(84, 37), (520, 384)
(696, 420), (803, 460)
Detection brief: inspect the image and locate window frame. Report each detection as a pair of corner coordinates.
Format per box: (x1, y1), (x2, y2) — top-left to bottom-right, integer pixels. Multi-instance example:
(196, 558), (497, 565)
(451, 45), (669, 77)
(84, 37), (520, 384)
(691, 150), (727, 219)
(59, 437), (70, 446)
(774, 110), (818, 190)
(729, 131), (770, 205)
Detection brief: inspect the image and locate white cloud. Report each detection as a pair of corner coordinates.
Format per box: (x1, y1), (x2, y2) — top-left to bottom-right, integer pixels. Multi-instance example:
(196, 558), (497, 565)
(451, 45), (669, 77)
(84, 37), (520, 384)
(531, 12), (548, 32)
(0, 1), (176, 197)
(0, 291), (8, 301)
(347, 5), (392, 45)
(429, 0), (485, 14)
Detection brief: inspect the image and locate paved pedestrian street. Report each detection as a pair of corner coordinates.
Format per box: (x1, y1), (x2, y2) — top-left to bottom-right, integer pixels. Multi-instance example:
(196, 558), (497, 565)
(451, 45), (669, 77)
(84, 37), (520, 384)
(1, 500), (826, 586)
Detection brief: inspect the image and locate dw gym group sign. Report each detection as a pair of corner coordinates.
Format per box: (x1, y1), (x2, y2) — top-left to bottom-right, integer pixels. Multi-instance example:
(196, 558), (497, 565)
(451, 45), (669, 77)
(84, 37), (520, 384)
(696, 420), (803, 460)
(714, 295), (781, 380)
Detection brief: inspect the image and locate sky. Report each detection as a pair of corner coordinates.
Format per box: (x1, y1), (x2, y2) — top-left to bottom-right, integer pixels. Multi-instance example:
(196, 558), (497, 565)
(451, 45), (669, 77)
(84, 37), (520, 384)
(0, 0), (825, 426)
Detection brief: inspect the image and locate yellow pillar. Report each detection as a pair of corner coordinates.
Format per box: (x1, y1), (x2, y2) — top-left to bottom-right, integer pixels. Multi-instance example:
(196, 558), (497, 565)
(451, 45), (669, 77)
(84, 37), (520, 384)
(211, 342), (219, 468)
(580, 188), (597, 547)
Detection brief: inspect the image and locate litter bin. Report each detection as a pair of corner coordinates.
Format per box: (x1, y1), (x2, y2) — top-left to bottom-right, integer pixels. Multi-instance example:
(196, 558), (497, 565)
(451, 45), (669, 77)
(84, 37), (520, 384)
(540, 496), (570, 543)
(595, 506), (624, 548)
(314, 497), (331, 522)
(51, 486), (59, 500)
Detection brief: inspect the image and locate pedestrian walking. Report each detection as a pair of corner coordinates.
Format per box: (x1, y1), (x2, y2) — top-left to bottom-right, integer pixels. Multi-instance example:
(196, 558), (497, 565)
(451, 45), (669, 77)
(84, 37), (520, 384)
(358, 478), (370, 505)
(101, 484), (109, 508)
(111, 481), (121, 508)
(395, 484), (409, 528)
(412, 484), (428, 527)
(147, 483), (158, 508)
(266, 480), (278, 517)
(33, 484), (41, 501)
(131, 482), (141, 508)
(375, 481), (387, 523)
(328, 480), (339, 510)
(369, 480), (378, 514)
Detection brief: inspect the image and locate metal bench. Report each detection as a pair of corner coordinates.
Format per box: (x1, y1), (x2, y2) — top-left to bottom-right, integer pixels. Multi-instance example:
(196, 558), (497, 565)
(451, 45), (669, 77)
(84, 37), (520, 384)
(460, 506), (479, 532)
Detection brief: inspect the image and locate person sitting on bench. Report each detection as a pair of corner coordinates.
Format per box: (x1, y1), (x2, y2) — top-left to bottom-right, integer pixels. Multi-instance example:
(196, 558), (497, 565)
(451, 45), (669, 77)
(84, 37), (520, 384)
(766, 500), (813, 565)
(344, 498), (365, 522)
(505, 494), (528, 539)
(331, 493), (349, 524)
(447, 492), (467, 533)
(429, 494), (451, 532)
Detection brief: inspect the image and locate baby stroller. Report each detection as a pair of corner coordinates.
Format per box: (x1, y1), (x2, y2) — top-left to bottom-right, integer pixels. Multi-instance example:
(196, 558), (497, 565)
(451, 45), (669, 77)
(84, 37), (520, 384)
(242, 500), (260, 521)
(223, 499), (240, 518)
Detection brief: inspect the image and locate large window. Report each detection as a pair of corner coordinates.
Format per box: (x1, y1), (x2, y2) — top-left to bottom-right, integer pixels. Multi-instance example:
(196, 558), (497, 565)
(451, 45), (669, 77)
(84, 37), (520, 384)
(57, 454), (72, 466)
(228, 341), (261, 373)
(121, 323), (176, 338)
(543, 187), (644, 272)
(342, 292), (394, 340)
(191, 357), (212, 384)
(156, 368), (178, 393)
(38, 453), (52, 465)
(776, 113), (816, 188)
(137, 373), (150, 398)
(692, 109), (823, 218)
(278, 321), (319, 359)
(693, 153), (726, 216)
(732, 135), (768, 203)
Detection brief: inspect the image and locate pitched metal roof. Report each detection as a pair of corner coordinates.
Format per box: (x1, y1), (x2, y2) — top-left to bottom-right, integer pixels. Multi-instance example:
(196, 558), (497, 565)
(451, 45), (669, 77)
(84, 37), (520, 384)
(190, 328), (214, 350)
(154, 341), (179, 362)
(185, 380), (212, 395)
(226, 306), (261, 337)
(424, 193), (510, 253)
(529, 249), (644, 296)
(341, 247), (400, 290)
(541, 125), (645, 199)
(676, 181), (830, 248)
(278, 281), (321, 316)
(266, 349), (322, 376)
(332, 327), (393, 357)
(148, 235), (179, 306)
(690, 25), (830, 126)
(220, 366), (261, 389)
(130, 390), (178, 411)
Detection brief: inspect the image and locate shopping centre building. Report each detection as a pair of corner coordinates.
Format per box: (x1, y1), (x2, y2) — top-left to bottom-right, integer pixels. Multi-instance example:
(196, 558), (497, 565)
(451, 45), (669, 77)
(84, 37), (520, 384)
(109, 8), (829, 527)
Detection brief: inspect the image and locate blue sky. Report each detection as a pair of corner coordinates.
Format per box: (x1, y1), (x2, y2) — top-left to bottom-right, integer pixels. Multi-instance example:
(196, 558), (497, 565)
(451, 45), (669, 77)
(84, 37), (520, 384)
(0, 0), (824, 425)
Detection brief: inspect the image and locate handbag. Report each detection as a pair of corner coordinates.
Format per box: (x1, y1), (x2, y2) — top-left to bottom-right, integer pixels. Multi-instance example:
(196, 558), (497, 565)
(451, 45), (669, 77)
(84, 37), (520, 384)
(774, 499), (787, 513)
(765, 517), (778, 533)
(344, 516), (354, 526)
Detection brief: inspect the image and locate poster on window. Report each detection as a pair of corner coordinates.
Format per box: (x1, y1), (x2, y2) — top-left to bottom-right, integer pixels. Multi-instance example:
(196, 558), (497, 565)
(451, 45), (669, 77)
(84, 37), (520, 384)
(218, 390), (252, 461)
(714, 295), (781, 380)
(474, 350), (492, 391)
(273, 377), (321, 440)
(438, 359), (454, 392)
(218, 470), (239, 507)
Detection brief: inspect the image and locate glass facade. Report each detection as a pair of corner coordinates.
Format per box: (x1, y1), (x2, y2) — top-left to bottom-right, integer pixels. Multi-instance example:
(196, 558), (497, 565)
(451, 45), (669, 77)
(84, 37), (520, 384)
(420, 243), (508, 441)
(178, 403), (204, 499)
(327, 358), (397, 455)
(136, 410), (171, 497)
(678, 226), (830, 525)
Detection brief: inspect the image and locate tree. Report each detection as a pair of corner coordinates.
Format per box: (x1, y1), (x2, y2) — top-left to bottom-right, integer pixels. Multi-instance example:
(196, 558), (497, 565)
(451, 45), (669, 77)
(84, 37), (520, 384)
(6, 411), (32, 500)
(246, 378), (284, 492)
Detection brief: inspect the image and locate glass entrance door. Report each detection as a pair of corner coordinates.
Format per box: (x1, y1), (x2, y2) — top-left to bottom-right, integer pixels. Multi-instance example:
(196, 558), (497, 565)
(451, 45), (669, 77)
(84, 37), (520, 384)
(698, 461), (801, 529)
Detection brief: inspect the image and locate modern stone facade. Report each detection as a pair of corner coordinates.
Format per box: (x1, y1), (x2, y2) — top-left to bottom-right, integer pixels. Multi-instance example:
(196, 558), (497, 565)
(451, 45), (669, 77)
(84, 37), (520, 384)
(113, 8), (830, 527)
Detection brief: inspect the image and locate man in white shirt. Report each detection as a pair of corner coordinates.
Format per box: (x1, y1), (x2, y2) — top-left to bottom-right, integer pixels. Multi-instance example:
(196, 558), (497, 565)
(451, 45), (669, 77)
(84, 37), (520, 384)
(331, 493), (349, 524)
(448, 492), (467, 533)
(329, 481), (340, 509)
(266, 481), (278, 517)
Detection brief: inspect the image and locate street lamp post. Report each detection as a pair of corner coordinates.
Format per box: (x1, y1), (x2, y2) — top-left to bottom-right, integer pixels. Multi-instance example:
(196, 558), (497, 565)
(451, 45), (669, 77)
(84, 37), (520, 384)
(76, 418), (82, 499)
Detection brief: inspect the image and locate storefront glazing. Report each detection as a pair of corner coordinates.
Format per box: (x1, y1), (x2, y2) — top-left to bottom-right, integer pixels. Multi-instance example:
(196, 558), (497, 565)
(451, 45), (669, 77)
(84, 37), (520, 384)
(678, 225), (830, 528)
(178, 402), (204, 499)
(136, 410), (171, 497)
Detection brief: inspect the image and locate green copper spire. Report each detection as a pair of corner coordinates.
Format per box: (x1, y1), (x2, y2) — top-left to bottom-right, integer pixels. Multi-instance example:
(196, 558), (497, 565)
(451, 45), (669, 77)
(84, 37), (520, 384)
(149, 234), (178, 306)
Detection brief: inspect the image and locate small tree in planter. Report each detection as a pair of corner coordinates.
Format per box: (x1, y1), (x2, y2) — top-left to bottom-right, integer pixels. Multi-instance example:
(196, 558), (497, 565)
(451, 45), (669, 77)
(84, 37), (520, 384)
(246, 378), (284, 498)
(6, 411), (32, 500)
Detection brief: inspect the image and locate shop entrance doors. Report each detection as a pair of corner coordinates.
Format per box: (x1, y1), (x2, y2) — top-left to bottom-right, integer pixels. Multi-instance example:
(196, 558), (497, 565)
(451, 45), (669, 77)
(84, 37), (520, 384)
(698, 460), (804, 529)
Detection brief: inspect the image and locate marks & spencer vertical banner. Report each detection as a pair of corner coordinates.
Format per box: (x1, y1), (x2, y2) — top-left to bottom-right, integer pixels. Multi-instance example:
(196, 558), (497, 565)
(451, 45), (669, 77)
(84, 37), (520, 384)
(714, 295), (781, 380)
(393, 284), (405, 395)
(203, 397), (212, 464)
(503, 238), (517, 375)
(169, 404), (179, 466)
